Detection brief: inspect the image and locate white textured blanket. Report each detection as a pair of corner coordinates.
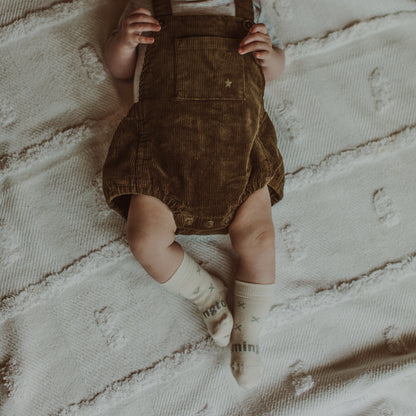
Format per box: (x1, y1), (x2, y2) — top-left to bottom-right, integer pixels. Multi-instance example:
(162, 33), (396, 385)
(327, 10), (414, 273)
(1, 1), (416, 415)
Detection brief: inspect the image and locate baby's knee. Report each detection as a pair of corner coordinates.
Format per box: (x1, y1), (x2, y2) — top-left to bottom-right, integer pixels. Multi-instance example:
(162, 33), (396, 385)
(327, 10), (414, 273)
(126, 224), (175, 260)
(126, 194), (177, 257)
(229, 221), (275, 255)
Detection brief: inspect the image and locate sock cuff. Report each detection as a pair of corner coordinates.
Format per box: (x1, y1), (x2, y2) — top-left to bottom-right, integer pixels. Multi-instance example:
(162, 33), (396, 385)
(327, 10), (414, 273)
(161, 251), (195, 291)
(234, 280), (275, 299)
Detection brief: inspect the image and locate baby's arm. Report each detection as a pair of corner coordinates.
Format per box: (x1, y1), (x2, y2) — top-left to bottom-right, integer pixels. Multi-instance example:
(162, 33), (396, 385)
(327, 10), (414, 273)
(239, 23), (285, 82)
(104, 8), (161, 80)
(260, 46), (285, 82)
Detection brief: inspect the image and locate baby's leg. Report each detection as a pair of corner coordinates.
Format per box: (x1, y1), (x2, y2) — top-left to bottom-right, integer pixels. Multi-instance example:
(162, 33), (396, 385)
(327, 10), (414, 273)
(228, 184), (275, 285)
(227, 185), (276, 390)
(126, 194), (233, 346)
(126, 193), (182, 283)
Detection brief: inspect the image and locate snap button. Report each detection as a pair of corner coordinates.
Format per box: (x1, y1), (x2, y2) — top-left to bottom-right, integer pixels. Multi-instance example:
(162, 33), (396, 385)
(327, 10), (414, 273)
(243, 20), (253, 30)
(184, 217), (194, 226)
(205, 220), (214, 228)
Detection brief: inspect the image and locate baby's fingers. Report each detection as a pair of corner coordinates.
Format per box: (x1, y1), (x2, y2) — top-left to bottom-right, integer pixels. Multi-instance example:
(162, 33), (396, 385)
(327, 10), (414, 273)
(125, 12), (160, 27)
(238, 41), (270, 55)
(122, 9), (161, 46)
(128, 21), (161, 35)
(127, 7), (154, 18)
(123, 7), (159, 31)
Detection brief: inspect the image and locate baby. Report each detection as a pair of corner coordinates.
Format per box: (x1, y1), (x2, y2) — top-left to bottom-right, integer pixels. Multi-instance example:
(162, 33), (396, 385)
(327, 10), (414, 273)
(102, 0), (285, 390)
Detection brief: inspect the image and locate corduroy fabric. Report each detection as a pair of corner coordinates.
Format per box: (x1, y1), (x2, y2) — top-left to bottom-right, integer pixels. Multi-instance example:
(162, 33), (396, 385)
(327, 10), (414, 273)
(102, 0), (285, 235)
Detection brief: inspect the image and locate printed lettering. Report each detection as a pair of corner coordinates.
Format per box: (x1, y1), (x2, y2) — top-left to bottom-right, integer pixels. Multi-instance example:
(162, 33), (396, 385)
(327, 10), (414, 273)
(202, 300), (227, 318)
(231, 343), (259, 354)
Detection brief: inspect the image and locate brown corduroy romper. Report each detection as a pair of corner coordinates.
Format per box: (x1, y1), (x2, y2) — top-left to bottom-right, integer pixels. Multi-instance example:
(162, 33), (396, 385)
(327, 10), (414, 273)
(102, 0), (285, 236)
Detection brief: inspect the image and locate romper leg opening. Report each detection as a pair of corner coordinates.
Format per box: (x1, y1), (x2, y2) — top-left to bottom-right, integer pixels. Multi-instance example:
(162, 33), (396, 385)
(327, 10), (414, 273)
(111, 194), (132, 221)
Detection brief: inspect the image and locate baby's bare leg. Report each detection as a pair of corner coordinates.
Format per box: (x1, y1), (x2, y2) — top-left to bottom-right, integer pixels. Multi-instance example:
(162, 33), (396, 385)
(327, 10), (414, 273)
(126, 194), (233, 346)
(227, 185), (276, 390)
(228, 184), (275, 285)
(126, 194), (183, 283)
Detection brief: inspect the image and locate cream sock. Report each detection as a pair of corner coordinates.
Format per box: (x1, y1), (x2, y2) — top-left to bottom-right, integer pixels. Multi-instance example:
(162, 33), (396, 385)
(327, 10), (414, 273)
(230, 280), (274, 390)
(161, 251), (233, 347)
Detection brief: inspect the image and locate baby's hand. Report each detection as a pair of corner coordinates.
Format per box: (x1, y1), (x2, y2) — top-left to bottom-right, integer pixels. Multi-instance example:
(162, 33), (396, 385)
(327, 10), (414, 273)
(119, 8), (161, 49)
(238, 23), (273, 67)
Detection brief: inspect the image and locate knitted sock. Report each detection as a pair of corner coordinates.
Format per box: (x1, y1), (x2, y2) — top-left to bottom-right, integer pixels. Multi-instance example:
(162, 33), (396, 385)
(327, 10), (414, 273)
(230, 280), (274, 390)
(161, 251), (233, 347)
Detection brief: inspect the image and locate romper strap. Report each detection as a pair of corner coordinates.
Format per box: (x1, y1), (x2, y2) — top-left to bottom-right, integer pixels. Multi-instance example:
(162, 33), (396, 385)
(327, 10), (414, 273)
(153, 0), (254, 21)
(235, 0), (254, 21)
(153, 0), (171, 18)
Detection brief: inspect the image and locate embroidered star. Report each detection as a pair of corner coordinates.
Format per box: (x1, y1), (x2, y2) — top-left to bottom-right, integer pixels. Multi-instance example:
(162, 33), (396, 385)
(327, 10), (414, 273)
(237, 301), (246, 309)
(225, 79), (232, 88)
(251, 316), (260, 323)
(234, 324), (242, 331)
(231, 361), (242, 371)
(192, 286), (201, 295)
(208, 284), (215, 292)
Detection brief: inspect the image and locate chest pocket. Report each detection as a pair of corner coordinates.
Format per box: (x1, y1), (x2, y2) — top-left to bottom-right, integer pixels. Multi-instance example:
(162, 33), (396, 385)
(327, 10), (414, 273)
(175, 36), (246, 101)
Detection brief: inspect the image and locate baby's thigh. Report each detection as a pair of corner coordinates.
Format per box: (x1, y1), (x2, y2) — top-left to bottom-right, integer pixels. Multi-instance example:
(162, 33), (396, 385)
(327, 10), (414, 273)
(126, 194), (177, 248)
(228, 185), (274, 246)
(230, 186), (272, 229)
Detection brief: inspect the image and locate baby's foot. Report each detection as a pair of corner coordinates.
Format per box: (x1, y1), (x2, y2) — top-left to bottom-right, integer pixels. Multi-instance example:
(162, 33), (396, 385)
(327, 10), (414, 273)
(231, 357), (263, 390)
(229, 280), (274, 389)
(161, 252), (233, 347)
(195, 276), (233, 347)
